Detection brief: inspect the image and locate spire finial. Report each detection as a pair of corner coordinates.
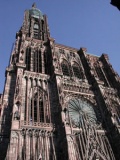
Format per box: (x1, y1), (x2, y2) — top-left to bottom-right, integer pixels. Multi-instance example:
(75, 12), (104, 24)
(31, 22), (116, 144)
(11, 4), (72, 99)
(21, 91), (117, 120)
(32, 3), (36, 8)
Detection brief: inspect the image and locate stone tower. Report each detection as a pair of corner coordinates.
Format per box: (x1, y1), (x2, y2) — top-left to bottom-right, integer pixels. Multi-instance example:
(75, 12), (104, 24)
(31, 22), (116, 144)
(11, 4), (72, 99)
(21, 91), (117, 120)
(0, 4), (120, 160)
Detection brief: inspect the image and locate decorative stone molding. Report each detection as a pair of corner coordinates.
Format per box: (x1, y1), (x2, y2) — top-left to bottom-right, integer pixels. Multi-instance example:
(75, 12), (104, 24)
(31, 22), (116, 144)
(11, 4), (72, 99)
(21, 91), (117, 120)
(20, 127), (53, 137)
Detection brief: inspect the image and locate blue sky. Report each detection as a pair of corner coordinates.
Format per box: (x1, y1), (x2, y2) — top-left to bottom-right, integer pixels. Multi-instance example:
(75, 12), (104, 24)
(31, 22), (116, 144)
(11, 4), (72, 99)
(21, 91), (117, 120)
(0, 0), (120, 93)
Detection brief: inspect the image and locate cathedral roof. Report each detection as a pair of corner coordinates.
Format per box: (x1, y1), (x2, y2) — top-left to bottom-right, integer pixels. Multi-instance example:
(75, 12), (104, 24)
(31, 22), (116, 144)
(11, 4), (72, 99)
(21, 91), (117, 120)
(29, 3), (43, 19)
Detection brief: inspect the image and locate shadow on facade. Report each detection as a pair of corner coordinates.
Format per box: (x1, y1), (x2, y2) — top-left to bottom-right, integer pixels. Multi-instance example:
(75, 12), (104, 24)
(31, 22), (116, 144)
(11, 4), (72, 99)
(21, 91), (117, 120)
(78, 50), (120, 160)
(49, 77), (69, 160)
(46, 41), (68, 160)
(0, 70), (16, 159)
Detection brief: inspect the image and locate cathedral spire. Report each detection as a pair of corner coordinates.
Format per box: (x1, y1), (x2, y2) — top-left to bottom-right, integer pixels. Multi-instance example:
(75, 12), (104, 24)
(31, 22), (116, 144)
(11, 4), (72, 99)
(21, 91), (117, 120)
(22, 2), (50, 41)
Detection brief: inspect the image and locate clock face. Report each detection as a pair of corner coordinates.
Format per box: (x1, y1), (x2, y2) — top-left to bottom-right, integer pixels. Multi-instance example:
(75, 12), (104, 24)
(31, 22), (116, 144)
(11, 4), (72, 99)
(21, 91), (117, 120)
(68, 98), (97, 127)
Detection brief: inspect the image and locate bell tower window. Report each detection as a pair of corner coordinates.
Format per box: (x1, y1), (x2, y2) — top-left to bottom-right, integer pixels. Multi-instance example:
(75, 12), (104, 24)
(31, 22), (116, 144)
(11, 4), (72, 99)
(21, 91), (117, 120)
(33, 22), (40, 39)
(34, 23), (39, 29)
(41, 20), (44, 40)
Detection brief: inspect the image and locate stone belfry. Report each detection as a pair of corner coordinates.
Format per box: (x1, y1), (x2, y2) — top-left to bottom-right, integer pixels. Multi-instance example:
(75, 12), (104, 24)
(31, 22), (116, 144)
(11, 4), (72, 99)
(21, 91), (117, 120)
(0, 3), (120, 160)
(0, 3), (55, 160)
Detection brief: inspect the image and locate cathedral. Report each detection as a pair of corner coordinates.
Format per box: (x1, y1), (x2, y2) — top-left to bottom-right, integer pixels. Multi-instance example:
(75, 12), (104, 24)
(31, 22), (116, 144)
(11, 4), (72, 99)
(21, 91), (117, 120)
(0, 3), (120, 160)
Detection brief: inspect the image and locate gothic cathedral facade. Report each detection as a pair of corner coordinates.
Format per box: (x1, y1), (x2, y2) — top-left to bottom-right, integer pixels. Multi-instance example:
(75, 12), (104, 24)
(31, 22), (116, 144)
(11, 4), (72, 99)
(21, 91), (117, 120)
(0, 4), (120, 160)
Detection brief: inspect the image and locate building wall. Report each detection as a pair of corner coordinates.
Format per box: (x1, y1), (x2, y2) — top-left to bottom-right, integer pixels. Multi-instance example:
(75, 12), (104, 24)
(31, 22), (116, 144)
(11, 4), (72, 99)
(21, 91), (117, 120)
(0, 4), (120, 160)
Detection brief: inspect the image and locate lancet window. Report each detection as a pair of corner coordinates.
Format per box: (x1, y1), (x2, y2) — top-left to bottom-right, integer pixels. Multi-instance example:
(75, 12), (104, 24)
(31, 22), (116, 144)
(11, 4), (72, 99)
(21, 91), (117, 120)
(30, 91), (44, 122)
(33, 21), (40, 39)
(94, 64), (108, 87)
(44, 51), (50, 74)
(33, 50), (42, 73)
(72, 62), (84, 79)
(41, 20), (44, 40)
(24, 80), (50, 123)
(44, 52), (47, 74)
(102, 67), (114, 88)
(25, 47), (31, 71)
(61, 60), (71, 77)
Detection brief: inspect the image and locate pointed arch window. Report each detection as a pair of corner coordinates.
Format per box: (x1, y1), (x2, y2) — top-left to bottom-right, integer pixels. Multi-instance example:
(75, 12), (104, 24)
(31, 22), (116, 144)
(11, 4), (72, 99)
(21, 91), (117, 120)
(34, 98), (37, 122)
(61, 60), (71, 77)
(34, 23), (39, 30)
(24, 80), (51, 123)
(30, 89), (44, 123)
(33, 22), (40, 39)
(25, 47), (31, 71)
(41, 20), (44, 40)
(72, 62), (84, 79)
(39, 97), (44, 122)
(33, 50), (42, 73)
(44, 51), (51, 75)
(94, 64), (108, 87)
(44, 51), (48, 74)
(102, 67), (114, 88)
